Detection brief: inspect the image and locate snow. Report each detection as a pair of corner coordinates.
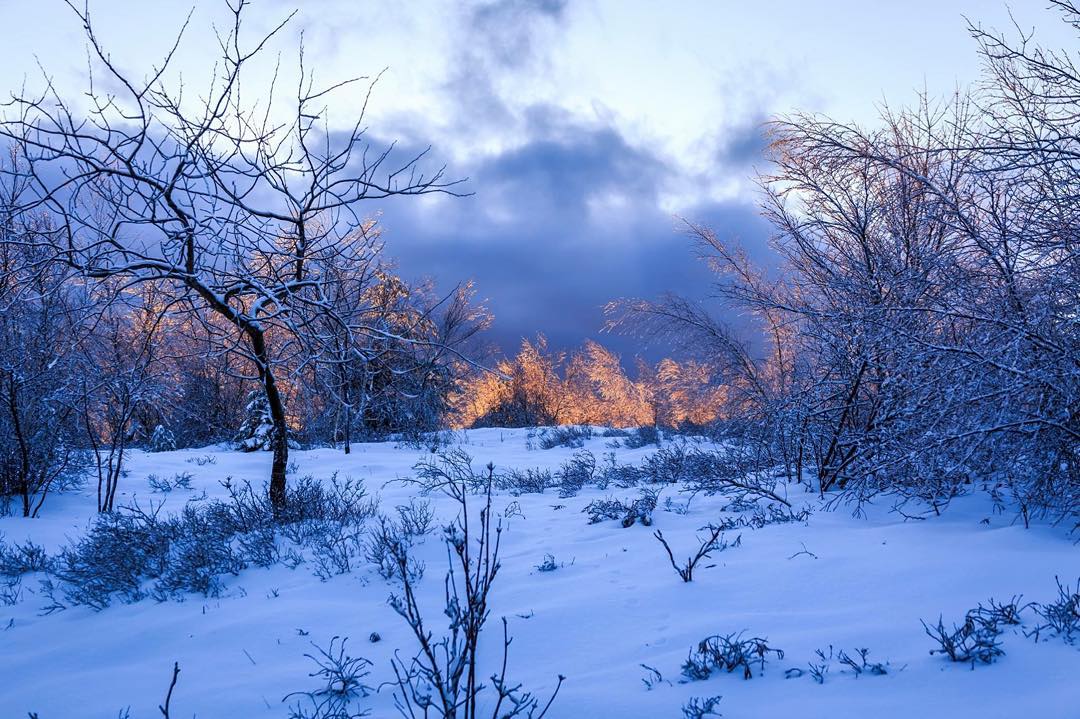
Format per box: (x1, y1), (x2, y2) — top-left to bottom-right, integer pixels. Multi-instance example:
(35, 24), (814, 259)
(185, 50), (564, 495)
(1, 428), (1077, 718)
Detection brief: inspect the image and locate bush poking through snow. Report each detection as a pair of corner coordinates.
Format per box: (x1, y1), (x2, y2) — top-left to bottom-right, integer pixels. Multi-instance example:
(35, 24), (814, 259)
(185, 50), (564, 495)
(682, 633), (784, 681)
(47, 476), (377, 608)
(148, 472), (194, 494)
(362, 501), (432, 581)
(556, 450), (598, 497)
(836, 647), (889, 677)
(682, 695), (723, 718)
(284, 636), (373, 719)
(363, 516), (424, 583)
(0, 535), (52, 576)
(922, 605), (1010, 667)
(409, 449), (485, 497)
(713, 505), (811, 531)
(394, 499), (435, 538)
(921, 596), (1030, 666)
(388, 462), (564, 718)
(535, 553), (565, 573)
(622, 425), (660, 449)
(1028, 577), (1080, 644)
(653, 525), (739, 582)
(798, 646), (889, 684)
(584, 487), (660, 527)
(536, 425), (592, 449)
(0, 575), (22, 606)
(497, 467), (554, 495)
(966, 596), (1029, 629)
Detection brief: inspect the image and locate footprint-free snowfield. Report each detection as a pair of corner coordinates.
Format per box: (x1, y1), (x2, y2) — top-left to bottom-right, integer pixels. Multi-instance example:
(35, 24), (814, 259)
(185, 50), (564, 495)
(1, 429), (1076, 718)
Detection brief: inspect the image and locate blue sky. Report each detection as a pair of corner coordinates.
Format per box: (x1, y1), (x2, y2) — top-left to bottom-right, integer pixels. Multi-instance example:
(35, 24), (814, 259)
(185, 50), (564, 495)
(2, 0), (1073, 356)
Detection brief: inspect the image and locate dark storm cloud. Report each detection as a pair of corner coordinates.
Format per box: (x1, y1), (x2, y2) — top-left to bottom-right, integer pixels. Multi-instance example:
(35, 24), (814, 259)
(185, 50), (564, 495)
(318, 1), (777, 361)
(368, 108), (773, 360)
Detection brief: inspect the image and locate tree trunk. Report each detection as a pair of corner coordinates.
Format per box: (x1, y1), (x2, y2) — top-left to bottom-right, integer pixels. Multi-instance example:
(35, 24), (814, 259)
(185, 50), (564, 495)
(250, 328), (289, 514)
(342, 367), (351, 454)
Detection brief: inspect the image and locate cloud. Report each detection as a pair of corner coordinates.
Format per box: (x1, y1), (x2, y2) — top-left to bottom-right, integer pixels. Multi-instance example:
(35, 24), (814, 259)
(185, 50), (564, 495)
(368, 107), (773, 360)
(439, 0), (570, 142)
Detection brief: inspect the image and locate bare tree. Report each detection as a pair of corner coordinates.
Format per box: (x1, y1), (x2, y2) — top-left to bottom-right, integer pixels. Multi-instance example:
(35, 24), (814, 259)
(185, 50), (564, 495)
(0, 201), (86, 516)
(608, 6), (1080, 520)
(1, 0), (463, 512)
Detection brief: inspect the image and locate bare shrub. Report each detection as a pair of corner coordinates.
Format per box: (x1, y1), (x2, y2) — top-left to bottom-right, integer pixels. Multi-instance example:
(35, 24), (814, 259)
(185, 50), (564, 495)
(1028, 577), (1080, 644)
(654, 525), (739, 582)
(584, 487), (660, 527)
(682, 695), (723, 719)
(0, 535), (52, 576)
(497, 467), (553, 496)
(537, 425), (592, 450)
(555, 450), (597, 498)
(682, 633), (784, 681)
(388, 456), (563, 718)
(284, 637), (373, 719)
(922, 612), (1006, 667)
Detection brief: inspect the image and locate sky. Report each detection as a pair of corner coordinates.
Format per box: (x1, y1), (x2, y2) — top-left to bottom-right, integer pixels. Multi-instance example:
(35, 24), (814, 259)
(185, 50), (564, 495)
(1, 0), (1075, 359)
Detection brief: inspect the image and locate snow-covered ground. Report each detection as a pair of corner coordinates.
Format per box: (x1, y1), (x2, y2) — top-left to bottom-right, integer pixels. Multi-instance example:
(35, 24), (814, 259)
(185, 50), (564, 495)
(1, 428), (1077, 718)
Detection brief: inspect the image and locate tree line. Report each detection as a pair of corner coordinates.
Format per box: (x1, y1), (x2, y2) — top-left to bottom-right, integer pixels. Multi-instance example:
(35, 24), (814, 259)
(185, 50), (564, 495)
(3, 0), (1078, 525)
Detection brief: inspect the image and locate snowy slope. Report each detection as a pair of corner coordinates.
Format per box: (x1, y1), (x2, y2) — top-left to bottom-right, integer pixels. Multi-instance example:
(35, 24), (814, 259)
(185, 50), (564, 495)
(1, 428), (1076, 718)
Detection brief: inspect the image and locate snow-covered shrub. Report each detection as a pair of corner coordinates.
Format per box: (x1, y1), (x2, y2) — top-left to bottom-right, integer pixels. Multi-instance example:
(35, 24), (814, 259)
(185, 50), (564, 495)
(497, 466), (553, 495)
(682, 632), (784, 681)
(556, 450), (598, 498)
(623, 425), (660, 449)
(362, 516), (424, 583)
(535, 553), (563, 572)
(51, 475), (377, 608)
(678, 447), (783, 501)
(922, 605), (1009, 667)
(149, 424), (177, 452)
(0, 575), (21, 606)
(394, 499), (434, 538)
(715, 504), (811, 531)
(682, 695), (723, 719)
(598, 456), (645, 488)
(280, 474), (376, 527)
(309, 522), (366, 581)
(1029, 577), (1080, 644)
(147, 474), (171, 493)
(236, 525), (280, 568)
(284, 636), (372, 719)
(388, 456), (563, 718)
(148, 472), (193, 494)
(153, 511), (244, 599)
(583, 497), (629, 524)
(653, 525), (738, 582)
(836, 647), (889, 677)
(396, 429), (456, 454)
(537, 425), (592, 449)
(584, 487), (660, 527)
(0, 535), (52, 576)
(409, 449), (486, 497)
(57, 504), (174, 608)
(796, 646), (889, 684)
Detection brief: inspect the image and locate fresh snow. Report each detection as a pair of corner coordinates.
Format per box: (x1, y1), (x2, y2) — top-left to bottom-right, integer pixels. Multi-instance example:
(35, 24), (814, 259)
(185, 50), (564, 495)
(1, 428), (1076, 718)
